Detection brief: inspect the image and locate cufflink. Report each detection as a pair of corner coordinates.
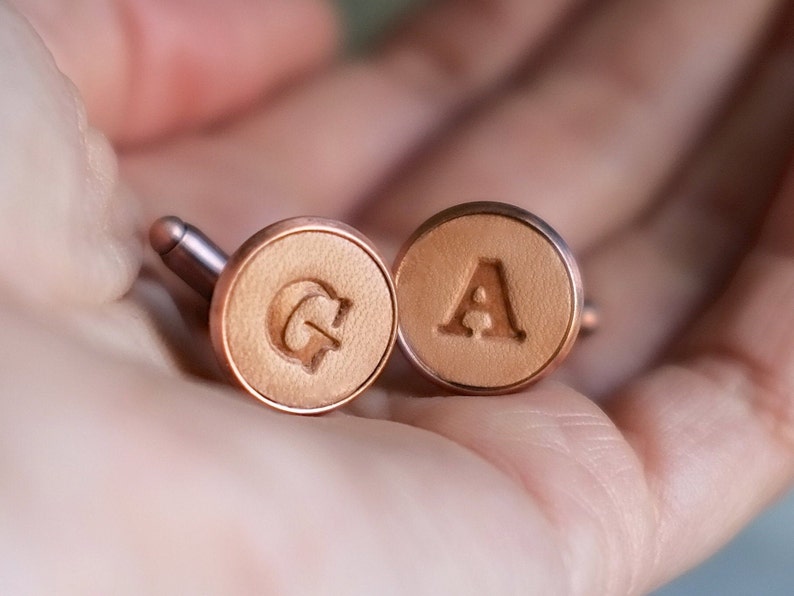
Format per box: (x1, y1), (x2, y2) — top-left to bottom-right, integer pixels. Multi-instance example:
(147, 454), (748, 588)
(150, 216), (398, 414)
(393, 202), (596, 395)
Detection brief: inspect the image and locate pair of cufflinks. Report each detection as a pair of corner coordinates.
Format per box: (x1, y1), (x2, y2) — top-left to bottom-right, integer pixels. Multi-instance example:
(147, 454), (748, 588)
(151, 202), (594, 415)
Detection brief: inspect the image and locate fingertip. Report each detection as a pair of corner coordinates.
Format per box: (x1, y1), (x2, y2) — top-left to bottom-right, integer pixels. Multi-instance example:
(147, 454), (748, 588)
(11, 0), (341, 143)
(0, 5), (143, 306)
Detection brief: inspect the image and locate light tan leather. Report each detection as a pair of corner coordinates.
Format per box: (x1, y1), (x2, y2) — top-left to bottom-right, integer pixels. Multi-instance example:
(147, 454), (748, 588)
(395, 208), (580, 393)
(212, 224), (396, 413)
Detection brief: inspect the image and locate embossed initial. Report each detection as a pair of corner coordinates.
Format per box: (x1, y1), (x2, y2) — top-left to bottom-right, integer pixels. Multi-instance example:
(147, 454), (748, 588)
(439, 259), (526, 342)
(267, 280), (351, 373)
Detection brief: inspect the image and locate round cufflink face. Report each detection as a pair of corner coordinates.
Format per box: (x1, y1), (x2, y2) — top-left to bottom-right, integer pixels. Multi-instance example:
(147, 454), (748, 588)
(393, 202), (583, 394)
(210, 218), (398, 414)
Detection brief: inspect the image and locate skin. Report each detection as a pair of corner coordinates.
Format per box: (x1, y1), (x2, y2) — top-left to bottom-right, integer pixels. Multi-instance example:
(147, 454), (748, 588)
(1, 0), (793, 593)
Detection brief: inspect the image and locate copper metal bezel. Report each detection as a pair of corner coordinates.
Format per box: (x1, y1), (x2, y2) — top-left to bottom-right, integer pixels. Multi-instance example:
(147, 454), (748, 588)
(210, 217), (399, 414)
(393, 201), (584, 395)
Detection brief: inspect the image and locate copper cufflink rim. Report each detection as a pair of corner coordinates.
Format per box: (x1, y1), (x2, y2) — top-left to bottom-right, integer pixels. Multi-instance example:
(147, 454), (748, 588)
(151, 215), (399, 415)
(210, 217), (399, 415)
(392, 201), (585, 396)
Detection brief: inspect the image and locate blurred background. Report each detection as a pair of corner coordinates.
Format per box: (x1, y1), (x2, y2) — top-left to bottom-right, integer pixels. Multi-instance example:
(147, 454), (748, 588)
(338, 1), (794, 594)
(656, 491), (794, 595)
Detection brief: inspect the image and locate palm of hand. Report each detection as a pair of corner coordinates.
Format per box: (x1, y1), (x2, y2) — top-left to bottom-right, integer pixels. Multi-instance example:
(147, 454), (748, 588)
(2, 1), (793, 593)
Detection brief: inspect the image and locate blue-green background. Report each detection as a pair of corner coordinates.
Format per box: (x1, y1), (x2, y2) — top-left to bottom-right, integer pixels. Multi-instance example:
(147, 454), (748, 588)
(336, 1), (794, 594)
(337, 0), (423, 49)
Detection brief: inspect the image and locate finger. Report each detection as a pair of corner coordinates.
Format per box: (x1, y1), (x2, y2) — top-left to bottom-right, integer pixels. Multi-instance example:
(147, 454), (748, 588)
(9, 0), (338, 143)
(384, 385), (657, 595)
(390, 160), (794, 592)
(0, 3), (140, 307)
(562, 16), (794, 396)
(357, 0), (783, 253)
(604, 159), (794, 585)
(121, 0), (584, 246)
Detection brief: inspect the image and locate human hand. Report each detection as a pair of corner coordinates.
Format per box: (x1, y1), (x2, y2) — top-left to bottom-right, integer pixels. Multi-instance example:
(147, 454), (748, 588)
(1, 0), (793, 593)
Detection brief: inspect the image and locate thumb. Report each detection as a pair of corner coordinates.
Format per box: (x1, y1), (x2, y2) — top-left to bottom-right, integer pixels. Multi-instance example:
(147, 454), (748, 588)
(8, 0), (339, 144)
(0, 2), (141, 307)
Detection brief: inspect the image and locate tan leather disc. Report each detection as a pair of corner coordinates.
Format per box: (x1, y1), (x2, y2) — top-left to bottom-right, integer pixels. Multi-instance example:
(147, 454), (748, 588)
(394, 202), (583, 394)
(210, 218), (397, 414)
